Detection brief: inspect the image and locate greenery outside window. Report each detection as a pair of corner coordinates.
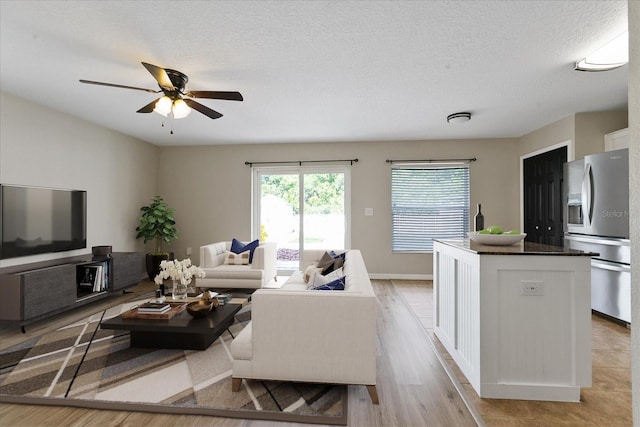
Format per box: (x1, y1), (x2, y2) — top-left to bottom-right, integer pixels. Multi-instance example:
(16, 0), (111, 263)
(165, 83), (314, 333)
(252, 165), (350, 272)
(391, 165), (470, 252)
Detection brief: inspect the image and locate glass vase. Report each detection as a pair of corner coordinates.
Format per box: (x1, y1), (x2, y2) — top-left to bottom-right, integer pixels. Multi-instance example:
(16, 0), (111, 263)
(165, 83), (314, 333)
(172, 280), (188, 299)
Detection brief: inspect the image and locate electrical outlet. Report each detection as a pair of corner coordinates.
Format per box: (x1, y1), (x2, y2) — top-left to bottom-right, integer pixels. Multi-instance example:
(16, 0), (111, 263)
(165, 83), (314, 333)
(186, 247), (192, 256)
(365, 208), (374, 216)
(521, 281), (544, 296)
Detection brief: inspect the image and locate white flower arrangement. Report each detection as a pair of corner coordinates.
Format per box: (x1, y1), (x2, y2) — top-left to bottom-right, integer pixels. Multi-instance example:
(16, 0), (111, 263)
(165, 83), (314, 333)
(154, 258), (205, 286)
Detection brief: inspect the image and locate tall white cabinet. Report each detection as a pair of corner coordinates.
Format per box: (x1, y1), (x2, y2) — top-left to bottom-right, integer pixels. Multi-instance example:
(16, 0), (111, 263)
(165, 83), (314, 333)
(604, 128), (630, 151)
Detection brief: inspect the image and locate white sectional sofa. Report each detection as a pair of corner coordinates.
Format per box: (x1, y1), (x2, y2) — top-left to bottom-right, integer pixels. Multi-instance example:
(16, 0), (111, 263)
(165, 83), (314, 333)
(197, 241), (277, 289)
(230, 249), (379, 404)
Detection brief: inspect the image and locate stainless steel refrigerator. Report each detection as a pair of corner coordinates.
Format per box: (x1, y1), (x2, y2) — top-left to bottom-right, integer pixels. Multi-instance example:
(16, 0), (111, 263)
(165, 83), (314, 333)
(563, 148), (631, 324)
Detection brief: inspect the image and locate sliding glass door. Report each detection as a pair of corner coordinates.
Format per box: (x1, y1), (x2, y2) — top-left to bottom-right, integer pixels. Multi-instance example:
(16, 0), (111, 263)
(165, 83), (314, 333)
(253, 166), (349, 273)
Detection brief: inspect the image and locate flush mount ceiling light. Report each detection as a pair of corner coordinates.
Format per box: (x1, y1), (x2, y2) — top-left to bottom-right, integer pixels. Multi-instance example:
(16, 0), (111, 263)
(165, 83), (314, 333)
(447, 112), (471, 124)
(575, 30), (629, 72)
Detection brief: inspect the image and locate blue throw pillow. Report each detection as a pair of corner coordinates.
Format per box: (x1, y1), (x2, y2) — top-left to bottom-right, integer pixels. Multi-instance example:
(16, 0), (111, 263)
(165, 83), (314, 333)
(230, 238), (260, 263)
(312, 276), (346, 291)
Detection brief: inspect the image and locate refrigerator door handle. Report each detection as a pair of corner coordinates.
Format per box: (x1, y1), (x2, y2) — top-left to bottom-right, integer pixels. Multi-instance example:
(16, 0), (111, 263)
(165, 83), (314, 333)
(582, 163), (593, 225)
(591, 259), (631, 273)
(564, 234), (630, 246)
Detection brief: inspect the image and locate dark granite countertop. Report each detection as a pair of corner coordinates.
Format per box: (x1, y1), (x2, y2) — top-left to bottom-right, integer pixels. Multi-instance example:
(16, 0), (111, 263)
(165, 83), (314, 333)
(434, 239), (599, 256)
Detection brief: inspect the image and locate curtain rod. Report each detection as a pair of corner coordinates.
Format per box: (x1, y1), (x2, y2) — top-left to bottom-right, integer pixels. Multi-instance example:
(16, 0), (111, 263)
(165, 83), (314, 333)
(386, 157), (476, 165)
(245, 158), (359, 166)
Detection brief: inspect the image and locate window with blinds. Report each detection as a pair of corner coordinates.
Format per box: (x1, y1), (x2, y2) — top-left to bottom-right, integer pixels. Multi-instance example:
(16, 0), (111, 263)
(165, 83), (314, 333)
(391, 166), (470, 252)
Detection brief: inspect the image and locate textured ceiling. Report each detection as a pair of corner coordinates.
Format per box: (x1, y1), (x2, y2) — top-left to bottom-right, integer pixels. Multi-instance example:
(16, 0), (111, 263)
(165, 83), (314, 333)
(0, 1), (629, 146)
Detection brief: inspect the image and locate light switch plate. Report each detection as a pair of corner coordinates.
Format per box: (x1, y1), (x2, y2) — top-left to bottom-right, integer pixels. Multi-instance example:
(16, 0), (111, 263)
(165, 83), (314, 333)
(365, 208), (374, 216)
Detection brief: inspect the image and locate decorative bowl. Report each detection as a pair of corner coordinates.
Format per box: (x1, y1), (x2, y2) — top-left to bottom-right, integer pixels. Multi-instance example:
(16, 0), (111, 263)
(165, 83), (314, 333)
(467, 232), (527, 246)
(186, 301), (214, 318)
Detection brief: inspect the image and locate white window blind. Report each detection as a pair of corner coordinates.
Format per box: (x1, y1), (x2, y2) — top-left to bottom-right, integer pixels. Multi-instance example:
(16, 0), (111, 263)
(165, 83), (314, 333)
(391, 166), (470, 252)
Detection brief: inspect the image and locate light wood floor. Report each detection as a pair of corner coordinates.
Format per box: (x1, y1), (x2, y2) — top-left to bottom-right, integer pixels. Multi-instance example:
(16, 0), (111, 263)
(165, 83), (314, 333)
(0, 279), (479, 427)
(394, 280), (633, 427)
(1, 279), (631, 426)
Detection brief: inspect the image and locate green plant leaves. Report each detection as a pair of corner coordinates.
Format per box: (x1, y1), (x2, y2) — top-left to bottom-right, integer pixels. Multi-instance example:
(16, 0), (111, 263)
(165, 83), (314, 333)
(135, 196), (179, 253)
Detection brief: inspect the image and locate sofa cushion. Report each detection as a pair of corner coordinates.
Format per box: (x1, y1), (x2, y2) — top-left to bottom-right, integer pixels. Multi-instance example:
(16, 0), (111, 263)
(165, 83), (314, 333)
(284, 270), (304, 284)
(308, 267), (344, 289)
(231, 238), (260, 263)
(282, 282), (309, 291)
(280, 271), (309, 290)
(303, 264), (323, 283)
(312, 276), (346, 290)
(203, 242), (228, 266)
(204, 265), (263, 280)
(224, 250), (251, 265)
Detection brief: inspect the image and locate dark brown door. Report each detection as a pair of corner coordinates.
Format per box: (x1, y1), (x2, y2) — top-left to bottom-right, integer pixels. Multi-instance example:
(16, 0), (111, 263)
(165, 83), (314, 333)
(523, 147), (567, 246)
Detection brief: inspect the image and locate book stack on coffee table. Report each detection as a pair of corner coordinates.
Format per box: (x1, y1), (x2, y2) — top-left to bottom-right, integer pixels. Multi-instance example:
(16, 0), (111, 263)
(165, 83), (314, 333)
(122, 302), (187, 319)
(137, 302), (170, 314)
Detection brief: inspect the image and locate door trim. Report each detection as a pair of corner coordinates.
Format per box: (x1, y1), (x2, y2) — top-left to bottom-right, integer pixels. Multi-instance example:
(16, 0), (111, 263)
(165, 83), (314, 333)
(251, 165), (351, 271)
(519, 139), (574, 232)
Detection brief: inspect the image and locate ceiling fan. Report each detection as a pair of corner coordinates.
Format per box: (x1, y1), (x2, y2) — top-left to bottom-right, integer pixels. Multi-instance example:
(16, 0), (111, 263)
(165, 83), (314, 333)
(79, 62), (243, 120)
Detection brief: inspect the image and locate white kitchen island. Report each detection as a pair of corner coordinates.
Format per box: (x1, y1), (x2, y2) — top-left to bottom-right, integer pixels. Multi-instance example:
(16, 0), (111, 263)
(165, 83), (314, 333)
(433, 239), (596, 402)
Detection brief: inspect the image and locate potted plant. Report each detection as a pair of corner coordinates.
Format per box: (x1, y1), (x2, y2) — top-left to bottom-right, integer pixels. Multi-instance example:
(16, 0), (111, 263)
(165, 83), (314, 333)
(135, 195), (179, 281)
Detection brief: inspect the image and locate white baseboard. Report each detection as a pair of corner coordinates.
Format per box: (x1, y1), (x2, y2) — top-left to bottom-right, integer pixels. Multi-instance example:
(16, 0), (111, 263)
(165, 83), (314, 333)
(369, 273), (433, 281)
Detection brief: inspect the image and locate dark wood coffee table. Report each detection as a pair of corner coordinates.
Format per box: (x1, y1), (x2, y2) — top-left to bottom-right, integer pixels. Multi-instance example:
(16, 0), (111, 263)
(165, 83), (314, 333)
(100, 303), (242, 350)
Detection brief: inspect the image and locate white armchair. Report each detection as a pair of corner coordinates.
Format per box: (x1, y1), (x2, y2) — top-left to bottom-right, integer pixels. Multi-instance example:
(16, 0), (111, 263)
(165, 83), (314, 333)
(197, 241), (277, 289)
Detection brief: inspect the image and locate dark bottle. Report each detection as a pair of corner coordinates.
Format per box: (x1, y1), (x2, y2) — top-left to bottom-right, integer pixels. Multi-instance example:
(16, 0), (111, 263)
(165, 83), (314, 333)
(474, 204), (484, 231)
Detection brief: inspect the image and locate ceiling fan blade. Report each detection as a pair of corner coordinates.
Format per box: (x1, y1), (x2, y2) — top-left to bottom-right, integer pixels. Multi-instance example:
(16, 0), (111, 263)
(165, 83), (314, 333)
(79, 79), (159, 94)
(184, 91), (243, 101)
(183, 99), (223, 120)
(136, 98), (161, 113)
(141, 62), (174, 90)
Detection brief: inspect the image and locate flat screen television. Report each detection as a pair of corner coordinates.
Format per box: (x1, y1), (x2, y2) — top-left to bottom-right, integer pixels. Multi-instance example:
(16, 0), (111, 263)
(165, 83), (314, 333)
(0, 184), (87, 260)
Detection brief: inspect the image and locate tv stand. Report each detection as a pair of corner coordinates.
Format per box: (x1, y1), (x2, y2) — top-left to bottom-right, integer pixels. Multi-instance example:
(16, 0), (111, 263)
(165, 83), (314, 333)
(0, 252), (143, 330)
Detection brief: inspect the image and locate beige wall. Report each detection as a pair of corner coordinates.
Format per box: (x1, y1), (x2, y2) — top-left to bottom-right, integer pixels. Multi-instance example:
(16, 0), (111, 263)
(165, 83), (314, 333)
(0, 92), (158, 268)
(574, 111), (629, 158)
(158, 138), (520, 276)
(0, 94), (629, 279)
(519, 114), (575, 158)
(519, 111), (628, 161)
(628, 0), (639, 422)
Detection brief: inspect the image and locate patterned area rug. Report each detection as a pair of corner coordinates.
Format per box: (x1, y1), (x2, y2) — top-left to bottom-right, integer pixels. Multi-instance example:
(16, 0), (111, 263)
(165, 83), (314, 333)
(0, 299), (347, 425)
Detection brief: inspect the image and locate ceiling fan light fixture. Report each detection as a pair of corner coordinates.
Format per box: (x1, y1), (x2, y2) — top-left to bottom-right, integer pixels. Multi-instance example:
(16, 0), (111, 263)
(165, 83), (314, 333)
(447, 112), (471, 124)
(80, 62), (242, 121)
(172, 99), (191, 119)
(154, 96), (172, 116)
